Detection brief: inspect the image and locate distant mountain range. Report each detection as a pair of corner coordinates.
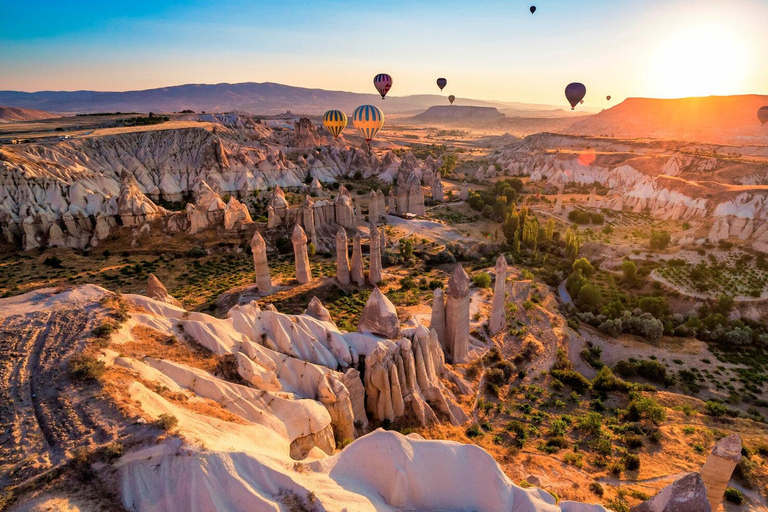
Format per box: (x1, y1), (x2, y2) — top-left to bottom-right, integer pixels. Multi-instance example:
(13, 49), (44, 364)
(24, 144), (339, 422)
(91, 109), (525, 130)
(0, 105), (59, 123)
(0, 82), (568, 116)
(568, 94), (768, 144)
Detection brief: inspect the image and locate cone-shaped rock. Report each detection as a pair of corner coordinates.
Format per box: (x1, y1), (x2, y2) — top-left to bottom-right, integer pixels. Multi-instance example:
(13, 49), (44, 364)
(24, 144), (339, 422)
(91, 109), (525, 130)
(489, 255), (507, 335)
(700, 434), (742, 512)
(335, 227), (350, 285)
(351, 233), (365, 286)
(369, 224), (383, 285)
(305, 296), (333, 323)
(250, 230), (272, 293)
(445, 264), (470, 363)
(358, 287), (400, 339)
(292, 224), (311, 284)
(147, 273), (181, 307)
(431, 288), (446, 349)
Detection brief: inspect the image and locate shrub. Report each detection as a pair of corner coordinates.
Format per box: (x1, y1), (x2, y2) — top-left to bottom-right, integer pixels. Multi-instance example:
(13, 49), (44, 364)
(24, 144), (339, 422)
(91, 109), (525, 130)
(43, 256), (63, 268)
(625, 394), (666, 425)
(576, 283), (603, 313)
(588, 482), (604, 497)
(100, 442), (124, 463)
(472, 272), (492, 288)
(465, 424), (483, 437)
(67, 353), (106, 382)
(724, 487), (744, 505)
(156, 413), (179, 431)
(623, 453), (641, 471)
(592, 367), (633, 393)
(572, 258), (595, 278)
(598, 318), (623, 337)
(578, 412), (603, 436)
(551, 369), (591, 392)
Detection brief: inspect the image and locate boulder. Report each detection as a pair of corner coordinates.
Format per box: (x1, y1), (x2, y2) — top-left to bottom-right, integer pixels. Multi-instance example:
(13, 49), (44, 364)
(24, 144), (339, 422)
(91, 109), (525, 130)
(358, 288), (400, 339)
(630, 473), (711, 512)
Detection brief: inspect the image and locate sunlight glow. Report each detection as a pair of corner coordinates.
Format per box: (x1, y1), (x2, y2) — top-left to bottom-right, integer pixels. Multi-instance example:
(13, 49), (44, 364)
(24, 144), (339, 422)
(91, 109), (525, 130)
(648, 23), (751, 98)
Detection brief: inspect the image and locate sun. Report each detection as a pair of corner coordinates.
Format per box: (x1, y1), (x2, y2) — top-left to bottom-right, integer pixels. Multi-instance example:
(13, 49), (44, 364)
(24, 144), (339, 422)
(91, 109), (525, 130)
(648, 23), (750, 98)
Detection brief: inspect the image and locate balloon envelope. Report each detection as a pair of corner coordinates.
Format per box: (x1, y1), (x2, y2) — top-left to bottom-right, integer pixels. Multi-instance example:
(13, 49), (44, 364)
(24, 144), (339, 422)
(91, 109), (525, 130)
(323, 110), (347, 139)
(373, 74), (392, 99)
(530, 5), (536, 14)
(606, 95), (612, 101)
(436, 78), (447, 91)
(352, 105), (385, 143)
(448, 95), (456, 105)
(565, 83), (587, 110)
(759, 106), (768, 125)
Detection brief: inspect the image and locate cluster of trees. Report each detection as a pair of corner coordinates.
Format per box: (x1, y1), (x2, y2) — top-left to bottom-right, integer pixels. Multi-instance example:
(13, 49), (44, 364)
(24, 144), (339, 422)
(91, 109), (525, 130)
(568, 209), (604, 225)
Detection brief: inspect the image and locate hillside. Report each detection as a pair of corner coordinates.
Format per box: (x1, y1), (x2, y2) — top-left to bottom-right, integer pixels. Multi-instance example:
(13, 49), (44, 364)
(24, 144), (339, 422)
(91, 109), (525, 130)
(0, 82), (560, 116)
(568, 95), (768, 144)
(0, 105), (58, 123)
(410, 105), (505, 123)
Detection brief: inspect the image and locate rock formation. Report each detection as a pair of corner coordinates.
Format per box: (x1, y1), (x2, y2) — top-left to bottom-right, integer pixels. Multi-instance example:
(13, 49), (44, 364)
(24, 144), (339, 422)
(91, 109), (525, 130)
(489, 255), (507, 335)
(388, 189), (397, 214)
(379, 225), (387, 250)
(351, 233), (365, 286)
(368, 190), (386, 223)
(301, 195), (317, 246)
(700, 434), (742, 511)
(445, 265), (471, 363)
(368, 224), (383, 285)
(223, 196), (252, 230)
(358, 287), (400, 339)
(430, 288), (446, 349)
(587, 187), (598, 208)
(459, 181), (469, 201)
(292, 224), (311, 284)
(630, 473), (711, 512)
(305, 296), (333, 324)
(335, 227), (350, 285)
(117, 170), (167, 228)
(250, 230), (272, 293)
(146, 274), (181, 307)
(432, 172), (444, 202)
(553, 193), (563, 215)
(309, 177), (323, 194)
(293, 117), (321, 148)
(406, 173), (426, 215)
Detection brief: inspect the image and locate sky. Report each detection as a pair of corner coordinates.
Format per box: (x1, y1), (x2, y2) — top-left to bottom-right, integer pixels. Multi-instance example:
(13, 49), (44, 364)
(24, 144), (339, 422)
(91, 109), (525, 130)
(1, 0), (767, 105)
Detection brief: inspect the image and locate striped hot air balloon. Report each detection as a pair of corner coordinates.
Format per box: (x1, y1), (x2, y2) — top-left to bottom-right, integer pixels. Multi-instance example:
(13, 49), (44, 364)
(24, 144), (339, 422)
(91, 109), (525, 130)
(373, 73), (393, 99)
(352, 105), (384, 143)
(323, 110), (347, 139)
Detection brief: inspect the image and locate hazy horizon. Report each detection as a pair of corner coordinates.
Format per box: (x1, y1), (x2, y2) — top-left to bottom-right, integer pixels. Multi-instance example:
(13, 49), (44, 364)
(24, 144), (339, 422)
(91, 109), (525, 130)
(2, 0), (767, 107)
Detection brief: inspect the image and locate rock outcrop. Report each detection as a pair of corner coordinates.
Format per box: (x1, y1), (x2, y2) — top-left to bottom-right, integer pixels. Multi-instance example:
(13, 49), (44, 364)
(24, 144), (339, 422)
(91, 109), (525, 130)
(432, 172), (444, 202)
(146, 274), (181, 307)
(431, 288), (447, 350)
(358, 288), (400, 339)
(351, 233), (365, 286)
(335, 227), (350, 285)
(445, 265), (471, 363)
(292, 224), (311, 284)
(459, 181), (469, 201)
(489, 255), (507, 335)
(305, 296), (333, 324)
(250, 231), (272, 293)
(553, 193), (563, 215)
(630, 473), (711, 512)
(368, 224), (383, 285)
(700, 434), (742, 511)
(117, 171), (167, 228)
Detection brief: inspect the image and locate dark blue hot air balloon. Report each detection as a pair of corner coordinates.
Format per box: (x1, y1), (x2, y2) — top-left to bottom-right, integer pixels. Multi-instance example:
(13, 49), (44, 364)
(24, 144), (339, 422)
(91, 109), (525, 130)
(565, 83), (587, 110)
(530, 6), (536, 14)
(759, 106), (768, 126)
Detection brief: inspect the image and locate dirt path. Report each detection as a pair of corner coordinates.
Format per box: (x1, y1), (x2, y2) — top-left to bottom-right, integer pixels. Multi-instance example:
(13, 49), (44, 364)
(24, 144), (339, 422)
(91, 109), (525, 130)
(0, 306), (113, 486)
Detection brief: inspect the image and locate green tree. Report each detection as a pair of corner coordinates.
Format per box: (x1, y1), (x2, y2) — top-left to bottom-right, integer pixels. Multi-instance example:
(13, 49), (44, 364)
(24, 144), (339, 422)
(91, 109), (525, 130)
(572, 258), (595, 278)
(621, 260), (637, 287)
(649, 229), (671, 250)
(576, 283), (603, 313)
(565, 228), (582, 262)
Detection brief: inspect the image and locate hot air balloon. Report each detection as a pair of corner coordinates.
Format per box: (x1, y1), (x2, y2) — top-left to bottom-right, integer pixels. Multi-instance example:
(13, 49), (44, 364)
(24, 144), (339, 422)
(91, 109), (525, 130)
(580, 100), (584, 104)
(530, 6), (536, 14)
(437, 78), (447, 91)
(606, 95), (612, 101)
(323, 110), (347, 139)
(565, 83), (587, 110)
(759, 106), (768, 126)
(373, 74), (392, 99)
(352, 105), (385, 144)
(448, 95), (456, 105)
